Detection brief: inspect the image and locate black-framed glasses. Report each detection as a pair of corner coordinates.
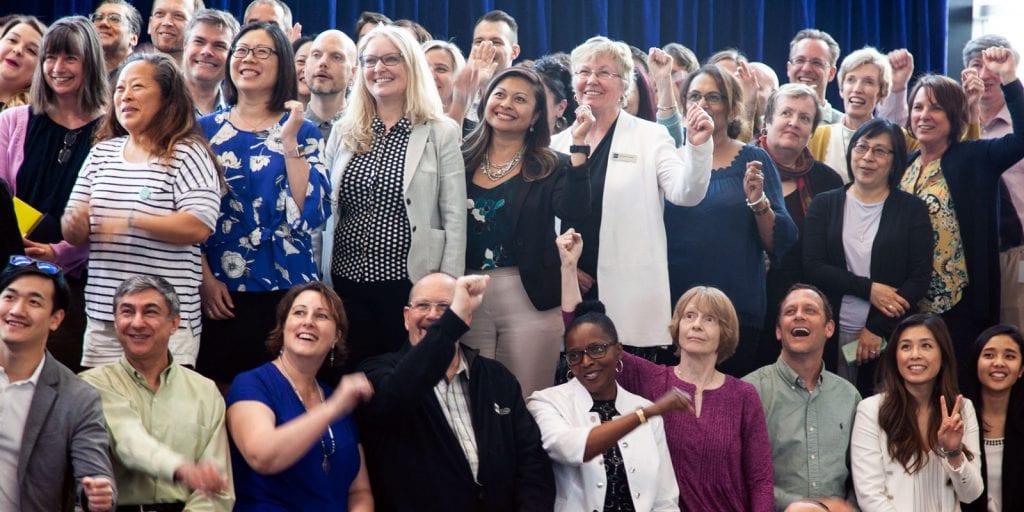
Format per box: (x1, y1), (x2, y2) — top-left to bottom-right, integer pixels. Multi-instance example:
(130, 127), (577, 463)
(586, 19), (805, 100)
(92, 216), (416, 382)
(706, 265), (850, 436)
(565, 341), (616, 365)
(6, 255), (62, 276)
(359, 53), (403, 68)
(232, 46), (276, 60)
(851, 142), (894, 159)
(686, 91), (724, 105)
(57, 129), (80, 166)
(89, 13), (124, 24)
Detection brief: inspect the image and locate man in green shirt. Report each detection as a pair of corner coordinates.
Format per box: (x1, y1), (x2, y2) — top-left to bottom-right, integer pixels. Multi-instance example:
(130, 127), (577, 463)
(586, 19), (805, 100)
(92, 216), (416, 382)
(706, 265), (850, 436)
(82, 276), (233, 511)
(743, 284), (861, 511)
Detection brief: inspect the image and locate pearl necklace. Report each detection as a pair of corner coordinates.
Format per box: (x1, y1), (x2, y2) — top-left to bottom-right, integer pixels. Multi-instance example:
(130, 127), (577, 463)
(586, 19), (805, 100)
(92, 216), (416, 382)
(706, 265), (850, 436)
(277, 356), (336, 474)
(481, 145), (526, 181)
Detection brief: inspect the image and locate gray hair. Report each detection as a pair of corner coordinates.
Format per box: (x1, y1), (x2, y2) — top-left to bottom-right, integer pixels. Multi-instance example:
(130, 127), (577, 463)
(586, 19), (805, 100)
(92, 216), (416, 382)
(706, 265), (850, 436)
(186, 8), (240, 42)
(663, 43), (699, 73)
(838, 46), (893, 99)
(113, 275), (180, 318)
(764, 83), (823, 131)
(570, 36), (635, 103)
(96, 0), (143, 36)
(244, 0), (292, 28)
(790, 28), (840, 67)
(962, 34), (1019, 68)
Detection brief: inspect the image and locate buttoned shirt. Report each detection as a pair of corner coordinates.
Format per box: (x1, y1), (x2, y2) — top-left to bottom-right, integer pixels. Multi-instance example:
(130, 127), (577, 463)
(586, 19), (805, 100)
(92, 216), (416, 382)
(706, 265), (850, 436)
(304, 106), (345, 143)
(982, 103), (1024, 233)
(0, 357), (45, 511)
(80, 355), (234, 510)
(193, 88), (227, 118)
(434, 348), (479, 480)
(743, 357), (861, 510)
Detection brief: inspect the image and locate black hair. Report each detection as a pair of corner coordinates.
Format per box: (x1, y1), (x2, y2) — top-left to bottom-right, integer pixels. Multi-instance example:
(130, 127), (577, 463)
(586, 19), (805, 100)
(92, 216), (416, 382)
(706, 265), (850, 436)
(565, 300), (619, 348)
(0, 262), (71, 314)
(223, 22), (297, 110)
(846, 117), (908, 187)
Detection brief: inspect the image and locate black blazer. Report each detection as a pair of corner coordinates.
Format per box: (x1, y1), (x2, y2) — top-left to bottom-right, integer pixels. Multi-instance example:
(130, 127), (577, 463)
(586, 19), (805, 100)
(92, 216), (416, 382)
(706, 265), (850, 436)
(906, 79), (1024, 325)
(358, 310), (556, 512)
(469, 152), (590, 310)
(803, 187), (933, 366)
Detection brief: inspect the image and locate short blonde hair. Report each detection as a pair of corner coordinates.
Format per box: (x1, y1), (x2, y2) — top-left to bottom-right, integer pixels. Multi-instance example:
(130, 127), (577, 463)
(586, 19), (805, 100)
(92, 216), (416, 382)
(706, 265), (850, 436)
(336, 25), (444, 154)
(669, 286), (740, 363)
(570, 36), (634, 104)
(838, 46), (893, 100)
(422, 40), (466, 77)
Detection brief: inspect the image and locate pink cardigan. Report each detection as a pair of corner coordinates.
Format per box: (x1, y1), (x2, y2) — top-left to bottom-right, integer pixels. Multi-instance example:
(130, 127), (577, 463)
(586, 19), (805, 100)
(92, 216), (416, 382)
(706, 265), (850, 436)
(0, 105), (89, 275)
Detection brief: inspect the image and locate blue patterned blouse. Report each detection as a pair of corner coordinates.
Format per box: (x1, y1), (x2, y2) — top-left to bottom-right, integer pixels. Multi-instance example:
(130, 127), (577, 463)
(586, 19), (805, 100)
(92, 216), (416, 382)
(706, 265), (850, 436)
(199, 109), (331, 292)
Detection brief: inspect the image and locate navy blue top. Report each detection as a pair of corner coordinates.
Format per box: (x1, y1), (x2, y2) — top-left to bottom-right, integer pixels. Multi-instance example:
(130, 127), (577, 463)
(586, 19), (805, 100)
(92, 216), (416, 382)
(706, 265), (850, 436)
(466, 178), (520, 270)
(664, 144), (798, 326)
(227, 362), (360, 511)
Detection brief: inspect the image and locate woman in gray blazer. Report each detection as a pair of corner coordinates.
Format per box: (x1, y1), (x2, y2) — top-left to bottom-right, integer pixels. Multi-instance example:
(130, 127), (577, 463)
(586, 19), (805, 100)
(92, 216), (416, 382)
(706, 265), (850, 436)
(322, 25), (466, 368)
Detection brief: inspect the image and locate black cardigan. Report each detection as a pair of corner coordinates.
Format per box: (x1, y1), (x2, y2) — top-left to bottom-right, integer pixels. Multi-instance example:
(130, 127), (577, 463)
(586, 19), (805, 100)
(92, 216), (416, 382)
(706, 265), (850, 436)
(905, 79), (1024, 325)
(963, 388), (1024, 511)
(802, 186), (934, 367)
(468, 152), (590, 310)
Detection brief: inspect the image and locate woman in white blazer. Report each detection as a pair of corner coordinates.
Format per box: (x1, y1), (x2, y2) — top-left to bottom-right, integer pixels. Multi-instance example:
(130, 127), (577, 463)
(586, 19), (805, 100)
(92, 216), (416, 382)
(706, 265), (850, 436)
(550, 36), (713, 364)
(528, 301), (690, 512)
(322, 26), (466, 368)
(851, 313), (983, 511)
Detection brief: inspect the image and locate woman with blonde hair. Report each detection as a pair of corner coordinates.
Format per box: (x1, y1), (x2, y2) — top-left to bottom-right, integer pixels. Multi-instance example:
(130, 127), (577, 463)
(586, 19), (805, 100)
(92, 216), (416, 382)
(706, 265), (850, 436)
(323, 25), (466, 368)
(422, 40), (464, 114)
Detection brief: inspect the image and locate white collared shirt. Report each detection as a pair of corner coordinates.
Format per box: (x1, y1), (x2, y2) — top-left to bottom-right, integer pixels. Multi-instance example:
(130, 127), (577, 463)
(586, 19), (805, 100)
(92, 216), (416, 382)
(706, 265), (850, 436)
(433, 348), (479, 480)
(0, 356), (46, 510)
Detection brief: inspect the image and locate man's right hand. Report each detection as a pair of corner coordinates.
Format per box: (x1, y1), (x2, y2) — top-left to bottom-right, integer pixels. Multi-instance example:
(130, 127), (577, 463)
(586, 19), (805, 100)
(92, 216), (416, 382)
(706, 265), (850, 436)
(82, 476), (114, 511)
(175, 461), (228, 495)
(450, 275), (490, 322)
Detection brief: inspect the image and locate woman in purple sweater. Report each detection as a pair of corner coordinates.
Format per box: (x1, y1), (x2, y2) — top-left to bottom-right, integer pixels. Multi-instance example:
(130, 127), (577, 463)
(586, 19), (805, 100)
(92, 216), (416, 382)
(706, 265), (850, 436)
(558, 230), (774, 511)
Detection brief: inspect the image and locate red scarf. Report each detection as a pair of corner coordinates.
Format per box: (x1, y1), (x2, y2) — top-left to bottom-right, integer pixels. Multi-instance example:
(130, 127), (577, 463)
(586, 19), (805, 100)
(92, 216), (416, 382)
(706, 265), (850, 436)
(756, 134), (816, 217)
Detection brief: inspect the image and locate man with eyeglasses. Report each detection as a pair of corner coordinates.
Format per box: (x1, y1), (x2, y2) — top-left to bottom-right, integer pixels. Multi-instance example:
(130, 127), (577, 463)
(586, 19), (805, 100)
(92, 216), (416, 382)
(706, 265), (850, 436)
(148, 0), (203, 67)
(0, 256), (117, 511)
(743, 284), (860, 511)
(182, 9), (238, 116)
(91, 0), (142, 81)
(786, 29), (843, 124)
(358, 273), (555, 512)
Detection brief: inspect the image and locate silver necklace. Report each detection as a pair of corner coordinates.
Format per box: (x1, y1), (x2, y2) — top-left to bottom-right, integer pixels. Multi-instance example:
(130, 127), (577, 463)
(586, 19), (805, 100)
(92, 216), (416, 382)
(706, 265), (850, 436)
(481, 145), (526, 181)
(277, 357), (336, 474)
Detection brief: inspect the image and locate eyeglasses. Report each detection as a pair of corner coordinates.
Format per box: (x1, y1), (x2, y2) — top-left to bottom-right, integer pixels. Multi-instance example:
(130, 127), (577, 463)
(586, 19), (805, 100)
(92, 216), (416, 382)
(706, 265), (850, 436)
(359, 53), (404, 68)
(57, 129), (81, 166)
(852, 142), (894, 159)
(565, 341), (616, 365)
(686, 91), (724, 105)
(573, 69), (623, 81)
(5, 255), (62, 276)
(789, 57), (830, 70)
(232, 46), (276, 60)
(409, 301), (450, 314)
(90, 13), (124, 24)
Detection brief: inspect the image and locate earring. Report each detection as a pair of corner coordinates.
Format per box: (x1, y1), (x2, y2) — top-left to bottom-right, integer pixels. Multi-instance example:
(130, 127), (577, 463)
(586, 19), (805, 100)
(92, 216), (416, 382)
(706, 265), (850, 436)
(529, 124), (535, 133)
(616, 360), (624, 373)
(329, 346), (336, 367)
(566, 369), (574, 381)
(555, 117), (568, 132)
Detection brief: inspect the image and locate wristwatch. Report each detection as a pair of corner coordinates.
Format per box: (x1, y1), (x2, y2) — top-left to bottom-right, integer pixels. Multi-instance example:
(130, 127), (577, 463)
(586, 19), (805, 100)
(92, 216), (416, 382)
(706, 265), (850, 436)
(569, 145), (591, 157)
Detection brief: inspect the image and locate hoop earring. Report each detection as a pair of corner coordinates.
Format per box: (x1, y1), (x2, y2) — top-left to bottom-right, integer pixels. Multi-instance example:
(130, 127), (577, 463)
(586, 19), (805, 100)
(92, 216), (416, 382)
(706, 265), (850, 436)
(616, 360), (624, 373)
(566, 369), (574, 381)
(555, 117), (568, 132)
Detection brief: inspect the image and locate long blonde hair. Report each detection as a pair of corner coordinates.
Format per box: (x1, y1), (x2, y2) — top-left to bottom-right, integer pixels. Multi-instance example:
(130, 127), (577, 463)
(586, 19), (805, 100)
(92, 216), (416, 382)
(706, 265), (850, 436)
(335, 25), (443, 154)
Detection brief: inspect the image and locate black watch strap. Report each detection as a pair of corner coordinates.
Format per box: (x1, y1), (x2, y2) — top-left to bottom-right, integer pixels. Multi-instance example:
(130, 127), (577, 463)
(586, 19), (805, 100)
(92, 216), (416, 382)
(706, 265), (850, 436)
(569, 144), (591, 157)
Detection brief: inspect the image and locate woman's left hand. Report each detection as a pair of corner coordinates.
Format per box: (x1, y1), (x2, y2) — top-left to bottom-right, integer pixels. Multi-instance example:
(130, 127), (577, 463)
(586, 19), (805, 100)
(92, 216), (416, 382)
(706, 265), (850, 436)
(983, 46), (1018, 85)
(22, 238), (56, 262)
(684, 101), (714, 146)
(855, 328), (883, 365)
(570, 105), (595, 142)
(280, 100), (305, 148)
(937, 394), (965, 452)
(743, 161), (765, 204)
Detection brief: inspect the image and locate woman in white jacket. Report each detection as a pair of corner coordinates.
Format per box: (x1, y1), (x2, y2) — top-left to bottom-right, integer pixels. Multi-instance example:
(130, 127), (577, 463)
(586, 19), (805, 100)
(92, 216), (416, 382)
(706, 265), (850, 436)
(851, 312), (983, 511)
(528, 299), (690, 512)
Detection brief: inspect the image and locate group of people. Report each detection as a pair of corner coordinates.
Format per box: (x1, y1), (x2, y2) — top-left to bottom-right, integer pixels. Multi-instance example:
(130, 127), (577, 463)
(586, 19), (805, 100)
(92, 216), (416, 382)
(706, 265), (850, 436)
(2, 1), (1024, 511)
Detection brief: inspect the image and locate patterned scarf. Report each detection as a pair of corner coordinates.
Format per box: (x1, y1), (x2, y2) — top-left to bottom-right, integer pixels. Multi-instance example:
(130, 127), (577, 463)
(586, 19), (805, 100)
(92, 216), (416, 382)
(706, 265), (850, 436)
(899, 157), (968, 313)
(757, 134), (816, 216)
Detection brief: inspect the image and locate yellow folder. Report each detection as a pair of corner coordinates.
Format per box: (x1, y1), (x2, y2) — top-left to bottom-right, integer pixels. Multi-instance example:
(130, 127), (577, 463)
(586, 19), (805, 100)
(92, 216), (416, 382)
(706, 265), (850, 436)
(13, 197), (43, 236)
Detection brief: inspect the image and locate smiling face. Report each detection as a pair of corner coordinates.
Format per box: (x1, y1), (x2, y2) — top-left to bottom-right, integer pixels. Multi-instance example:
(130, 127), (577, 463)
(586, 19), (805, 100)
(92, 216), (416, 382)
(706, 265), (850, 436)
(977, 334), (1023, 395)
(403, 273), (455, 346)
(765, 94), (817, 154)
(0, 23), (42, 94)
(0, 275), (64, 348)
(896, 325), (943, 389)
(294, 40), (312, 99)
(850, 132), (895, 190)
(484, 75), (540, 137)
(776, 288), (834, 358)
(787, 37), (836, 100)
(282, 290), (339, 361)
(840, 63), (883, 123)
(183, 21), (231, 86)
(43, 51), (85, 99)
(114, 288), (179, 363)
(229, 29), (278, 97)
(573, 52), (626, 117)
(909, 86), (952, 150)
(565, 322), (622, 401)
(115, 60), (161, 137)
(361, 35), (408, 104)
(93, 3), (137, 56)
(148, 0), (193, 55)
(426, 48), (455, 104)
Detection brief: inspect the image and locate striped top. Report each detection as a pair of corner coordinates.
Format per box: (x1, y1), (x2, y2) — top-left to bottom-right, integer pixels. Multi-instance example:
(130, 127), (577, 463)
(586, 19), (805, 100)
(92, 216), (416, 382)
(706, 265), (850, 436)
(67, 137), (221, 337)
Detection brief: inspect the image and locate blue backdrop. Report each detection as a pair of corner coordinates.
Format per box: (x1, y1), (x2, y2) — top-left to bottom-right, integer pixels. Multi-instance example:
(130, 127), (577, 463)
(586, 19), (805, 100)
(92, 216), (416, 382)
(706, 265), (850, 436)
(10, 0), (949, 107)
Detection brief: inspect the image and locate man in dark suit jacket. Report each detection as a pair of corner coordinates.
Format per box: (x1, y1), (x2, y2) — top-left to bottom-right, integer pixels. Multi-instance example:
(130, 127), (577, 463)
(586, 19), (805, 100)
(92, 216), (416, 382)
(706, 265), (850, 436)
(0, 257), (117, 511)
(358, 273), (555, 512)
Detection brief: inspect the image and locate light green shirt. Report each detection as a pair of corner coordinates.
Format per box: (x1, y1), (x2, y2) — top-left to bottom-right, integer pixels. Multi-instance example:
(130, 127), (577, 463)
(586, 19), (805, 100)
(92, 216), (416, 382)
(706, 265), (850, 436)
(743, 357), (861, 510)
(81, 356), (234, 510)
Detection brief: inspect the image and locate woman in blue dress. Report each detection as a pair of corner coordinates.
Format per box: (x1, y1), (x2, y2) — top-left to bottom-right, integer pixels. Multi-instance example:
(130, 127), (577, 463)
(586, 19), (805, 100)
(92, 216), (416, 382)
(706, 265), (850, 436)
(196, 22), (330, 386)
(227, 281), (374, 511)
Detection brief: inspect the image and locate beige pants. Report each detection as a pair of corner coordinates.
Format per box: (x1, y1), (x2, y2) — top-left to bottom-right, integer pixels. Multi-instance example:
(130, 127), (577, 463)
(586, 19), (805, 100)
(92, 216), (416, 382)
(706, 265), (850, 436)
(460, 267), (564, 398)
(1000, 246), (1024, 329)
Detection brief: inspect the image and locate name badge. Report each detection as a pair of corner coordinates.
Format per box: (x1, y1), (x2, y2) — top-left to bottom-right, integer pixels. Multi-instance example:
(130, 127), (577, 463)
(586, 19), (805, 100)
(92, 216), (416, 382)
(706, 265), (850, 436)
(611, 152), (638, 163)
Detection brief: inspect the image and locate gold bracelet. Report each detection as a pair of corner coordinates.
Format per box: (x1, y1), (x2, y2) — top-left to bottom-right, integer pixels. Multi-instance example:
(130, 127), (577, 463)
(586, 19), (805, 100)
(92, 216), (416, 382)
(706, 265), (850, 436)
(635, 408), (647, 424)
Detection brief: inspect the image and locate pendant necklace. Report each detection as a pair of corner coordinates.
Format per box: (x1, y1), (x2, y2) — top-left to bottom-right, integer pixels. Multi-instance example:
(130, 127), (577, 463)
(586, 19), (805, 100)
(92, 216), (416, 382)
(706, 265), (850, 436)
(278, 356), (336, 473)
(481, 145), (526, 181)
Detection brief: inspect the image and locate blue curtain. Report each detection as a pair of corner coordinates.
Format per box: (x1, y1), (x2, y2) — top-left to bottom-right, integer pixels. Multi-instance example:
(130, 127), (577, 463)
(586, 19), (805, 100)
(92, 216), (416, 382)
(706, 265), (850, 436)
(16, 0), (948, 106)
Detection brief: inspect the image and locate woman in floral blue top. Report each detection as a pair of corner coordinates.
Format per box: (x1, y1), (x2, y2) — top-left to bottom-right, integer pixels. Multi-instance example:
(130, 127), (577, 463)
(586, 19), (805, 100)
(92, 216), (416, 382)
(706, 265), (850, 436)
(196, 23), (331, 386)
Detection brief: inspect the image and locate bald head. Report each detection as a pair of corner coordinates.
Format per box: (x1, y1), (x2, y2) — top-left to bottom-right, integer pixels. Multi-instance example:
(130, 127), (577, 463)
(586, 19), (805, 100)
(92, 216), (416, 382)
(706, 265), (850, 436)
(404, 273), (457, 345)
(305, 29), (357, 97)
